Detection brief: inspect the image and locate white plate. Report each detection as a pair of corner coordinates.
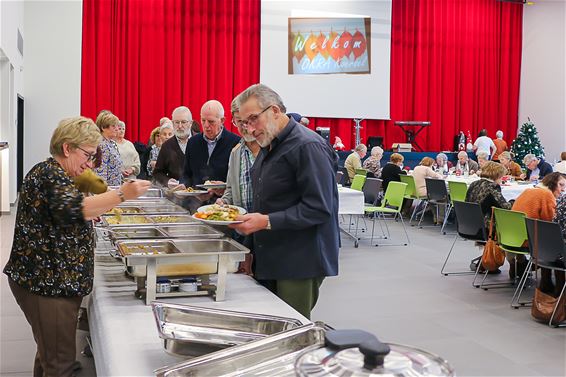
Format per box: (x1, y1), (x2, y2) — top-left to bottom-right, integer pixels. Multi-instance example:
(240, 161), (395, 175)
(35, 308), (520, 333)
(192, 205), (247, 226)
(173, 190), (209, 197)
(196, 183), (227, 189)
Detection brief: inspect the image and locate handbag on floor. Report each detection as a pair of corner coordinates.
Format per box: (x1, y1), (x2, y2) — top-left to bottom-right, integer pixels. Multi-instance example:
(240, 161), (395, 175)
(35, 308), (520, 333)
(530, 220), (566, 325)
(481, 209), (505, 271)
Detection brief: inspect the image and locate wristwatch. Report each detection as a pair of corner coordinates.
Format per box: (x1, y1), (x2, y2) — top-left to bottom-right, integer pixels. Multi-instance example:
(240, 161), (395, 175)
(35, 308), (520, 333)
(117, 190), (125, 202)
(265, 216), (272, 230)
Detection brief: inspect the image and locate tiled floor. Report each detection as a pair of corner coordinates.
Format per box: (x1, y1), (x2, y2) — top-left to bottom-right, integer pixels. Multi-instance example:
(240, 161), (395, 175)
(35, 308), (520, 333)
(1, 209), (565, 376)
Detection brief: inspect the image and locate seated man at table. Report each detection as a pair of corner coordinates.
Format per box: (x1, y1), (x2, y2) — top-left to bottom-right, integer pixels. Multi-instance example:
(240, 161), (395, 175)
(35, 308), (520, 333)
(344, 144), (367, 181)
(181, 100), (240, 187)
(455, 151), (479, 175)
(520, 153), (553, 182)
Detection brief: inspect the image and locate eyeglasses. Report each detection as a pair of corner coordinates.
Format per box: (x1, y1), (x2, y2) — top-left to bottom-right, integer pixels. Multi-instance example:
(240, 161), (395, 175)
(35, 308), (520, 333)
(240, 105), (272, 129)
(77, 146), (97, 163)
(173, 120), (190, 126)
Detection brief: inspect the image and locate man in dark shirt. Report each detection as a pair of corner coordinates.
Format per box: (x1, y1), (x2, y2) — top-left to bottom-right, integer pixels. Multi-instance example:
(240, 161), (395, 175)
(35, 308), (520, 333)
(153, 106), (192, 186)
(181, 100), (240, 187)
(230, 84), (339, 319)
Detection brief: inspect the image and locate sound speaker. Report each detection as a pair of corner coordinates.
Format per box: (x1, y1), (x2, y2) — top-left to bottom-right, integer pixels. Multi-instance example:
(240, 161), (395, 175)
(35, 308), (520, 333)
(367, 136), (383, 150)
(316, 127), (330, 143)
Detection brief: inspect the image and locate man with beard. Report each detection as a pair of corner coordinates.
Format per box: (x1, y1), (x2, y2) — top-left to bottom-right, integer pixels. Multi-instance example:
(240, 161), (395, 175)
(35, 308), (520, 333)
(153, 106), (192, 186)
(230, 84), (339, 319)
(181, 100), (240, 187)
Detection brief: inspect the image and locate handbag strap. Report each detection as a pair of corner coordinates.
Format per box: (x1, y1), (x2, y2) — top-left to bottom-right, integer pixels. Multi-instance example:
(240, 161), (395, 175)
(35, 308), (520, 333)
(488, 207), (495, 240)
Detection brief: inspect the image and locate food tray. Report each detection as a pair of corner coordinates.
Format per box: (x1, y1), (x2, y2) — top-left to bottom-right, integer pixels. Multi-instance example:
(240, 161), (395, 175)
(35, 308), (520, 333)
(100, 214), (197, 227)
(108, 186), (163, 199)
(116, 238), (248, 277)
(117, 240), (181, 256)
(151, 303), (304, 357)
(155, 323), (326, 377)
(105, 224), (223, 242)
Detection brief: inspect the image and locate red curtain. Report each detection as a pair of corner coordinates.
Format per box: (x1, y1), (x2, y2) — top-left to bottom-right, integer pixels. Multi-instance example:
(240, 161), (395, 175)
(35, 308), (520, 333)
(81, 0), (523, 151)
(308, 0), (523, 151)
(81, 0), (260, 142)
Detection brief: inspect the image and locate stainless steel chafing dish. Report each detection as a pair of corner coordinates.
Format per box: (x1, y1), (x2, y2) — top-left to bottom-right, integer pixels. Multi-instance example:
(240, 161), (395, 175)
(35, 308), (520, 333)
(117, 198), (175, 207)
(115, 239), (249, 304)
(155, 324), (455, 377)
(109, 186), (163, 199)
(106, 203), (187, 215)
(104, 224), (223, 243)
(151, 303), (303, 357)
(100, 214), (197, 227)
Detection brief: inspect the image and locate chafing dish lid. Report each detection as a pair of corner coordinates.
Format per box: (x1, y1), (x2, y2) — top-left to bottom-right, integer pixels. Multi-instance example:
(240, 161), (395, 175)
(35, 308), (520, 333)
(295, 330), (454, 377)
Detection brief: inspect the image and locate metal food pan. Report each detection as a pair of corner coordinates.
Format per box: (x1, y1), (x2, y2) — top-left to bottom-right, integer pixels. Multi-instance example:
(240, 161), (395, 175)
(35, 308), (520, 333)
(108, 186), (163, 199)
(121, 238), (248, 277)
(106, 226), (168, 240)
(138, 204), (187, 214)
(117, 240), (181, 256)
(117, 198), (174, 207)
(159, 224), (223, 239)
(105, 206), (143, 215)
(151, 303), (304, 357)
(155, 323), (325, 377)
(100, 214), (153, 226)
(147, 215), (197, 225)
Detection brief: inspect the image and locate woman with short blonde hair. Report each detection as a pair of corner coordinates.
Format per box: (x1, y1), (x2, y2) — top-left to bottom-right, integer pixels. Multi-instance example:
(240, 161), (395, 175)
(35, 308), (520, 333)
(93, 110), (123, 185)
(4, 116), (150, 377)
(499, 151), (522, 179)
(479, 161), (507, 181)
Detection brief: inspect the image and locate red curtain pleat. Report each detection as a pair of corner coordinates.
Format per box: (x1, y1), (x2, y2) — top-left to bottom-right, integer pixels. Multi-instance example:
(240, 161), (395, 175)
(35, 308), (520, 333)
(81, 0), (522, 151)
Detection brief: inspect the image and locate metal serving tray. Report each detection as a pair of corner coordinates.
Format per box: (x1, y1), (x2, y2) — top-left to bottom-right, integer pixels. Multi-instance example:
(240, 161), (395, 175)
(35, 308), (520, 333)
(100, 214), (197, 227)
(155, 323), (326, 377)
(151, 303), (304, 357)
(117, 198), (174, 207)
(109, 186), (163, 199)
(105, 224), (223, 242)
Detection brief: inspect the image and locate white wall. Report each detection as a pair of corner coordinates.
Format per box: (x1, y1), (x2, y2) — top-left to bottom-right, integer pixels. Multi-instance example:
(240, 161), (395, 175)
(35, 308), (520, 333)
(0, 0), (24, 205)
(23, 0), (82, 175)
(519, 1), (566, 162)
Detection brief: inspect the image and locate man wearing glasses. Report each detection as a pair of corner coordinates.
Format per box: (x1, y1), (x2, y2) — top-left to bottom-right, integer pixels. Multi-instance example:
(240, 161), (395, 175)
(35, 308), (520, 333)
(181, 100), (240, 188)
(230, 84), (339, 319)
(153, 106), (193, 186)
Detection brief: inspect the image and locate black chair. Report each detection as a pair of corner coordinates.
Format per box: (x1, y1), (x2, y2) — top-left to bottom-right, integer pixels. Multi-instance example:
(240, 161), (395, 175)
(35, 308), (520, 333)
(441, 201), (486, 276)
(339, 166), (350, 186)
(418, 178), (450, 229)
(335, 171), (345, 185)
(524, 218), (566, 326)
(362, 178), (383, 205)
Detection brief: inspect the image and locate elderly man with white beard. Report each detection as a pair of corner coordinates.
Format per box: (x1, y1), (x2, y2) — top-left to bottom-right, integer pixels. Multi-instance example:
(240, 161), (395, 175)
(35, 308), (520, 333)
(153, 106), (192, 186)
(230, 84), (339, 319)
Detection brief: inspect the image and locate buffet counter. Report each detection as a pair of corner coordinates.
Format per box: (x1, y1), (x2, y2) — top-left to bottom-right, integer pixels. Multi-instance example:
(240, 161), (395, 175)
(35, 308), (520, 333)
(88, 242), (309, 376)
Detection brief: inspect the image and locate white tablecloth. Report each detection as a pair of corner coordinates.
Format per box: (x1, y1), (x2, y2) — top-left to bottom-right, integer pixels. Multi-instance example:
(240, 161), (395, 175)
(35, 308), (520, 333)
(89, 247), (309, 376)
(444, 176), (533, 201)
(338, 187), (364, 215)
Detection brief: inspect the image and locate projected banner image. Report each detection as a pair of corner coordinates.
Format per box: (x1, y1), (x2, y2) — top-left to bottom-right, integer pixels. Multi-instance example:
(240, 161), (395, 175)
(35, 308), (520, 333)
(288, 17), (371, 75)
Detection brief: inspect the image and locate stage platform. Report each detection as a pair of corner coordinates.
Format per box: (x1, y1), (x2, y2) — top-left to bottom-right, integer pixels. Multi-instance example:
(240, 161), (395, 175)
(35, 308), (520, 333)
(337, 151), (476, 169)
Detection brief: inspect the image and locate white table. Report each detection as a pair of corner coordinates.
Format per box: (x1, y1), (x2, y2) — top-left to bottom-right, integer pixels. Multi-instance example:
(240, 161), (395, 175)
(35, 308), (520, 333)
(445, 176), (533, 201)
(88, 245), (309, 376)
(338, 187), (365, 247)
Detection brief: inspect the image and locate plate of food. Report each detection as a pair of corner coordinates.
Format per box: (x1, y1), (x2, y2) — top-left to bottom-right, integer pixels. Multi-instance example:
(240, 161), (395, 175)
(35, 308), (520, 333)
(173, 187), (209, 196)
(196, 180), (227, 190)
(192, 204), (246, 225)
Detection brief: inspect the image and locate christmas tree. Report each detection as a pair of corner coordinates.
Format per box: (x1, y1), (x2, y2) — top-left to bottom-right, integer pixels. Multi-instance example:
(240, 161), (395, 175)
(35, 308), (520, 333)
(510, 119), (545, 167)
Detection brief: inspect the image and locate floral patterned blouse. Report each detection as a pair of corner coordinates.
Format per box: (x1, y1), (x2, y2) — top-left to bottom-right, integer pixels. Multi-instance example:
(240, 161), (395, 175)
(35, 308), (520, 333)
(147, 144), (160, 176)
(94, 137), (123, 185)
(363, 156), (382, 177)
(553, 195), (566, 239)
(3, 158), (95, 297)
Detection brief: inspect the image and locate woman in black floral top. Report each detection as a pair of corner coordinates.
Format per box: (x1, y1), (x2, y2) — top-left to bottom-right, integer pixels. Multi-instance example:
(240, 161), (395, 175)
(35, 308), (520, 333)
(3, 116), (150, 377)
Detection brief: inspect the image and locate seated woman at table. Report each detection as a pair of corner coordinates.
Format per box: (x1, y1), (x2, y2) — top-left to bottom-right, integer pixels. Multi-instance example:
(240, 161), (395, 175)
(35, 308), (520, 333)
(432, 153), (453, 174)
(455, 151), (479, 175)
(381, 152), (407, 193)
(3, 117), (150, 377)
(363, 146), (383, 178)
(465, 161), (511, 229)
(413, 157), (444, 198)
(498, 151), (522, 179)
(512, 172), (566, 281)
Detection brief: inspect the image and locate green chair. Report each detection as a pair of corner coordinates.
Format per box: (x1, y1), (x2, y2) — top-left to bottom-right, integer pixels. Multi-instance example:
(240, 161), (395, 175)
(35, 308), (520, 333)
(350, 174), (366, 191)
(399, 175), (426, 225)
(355, 168), (368, 177)
(441, 181), (469, 234)
(473, 207), (529, 289)
(364, 181), (409, 246)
